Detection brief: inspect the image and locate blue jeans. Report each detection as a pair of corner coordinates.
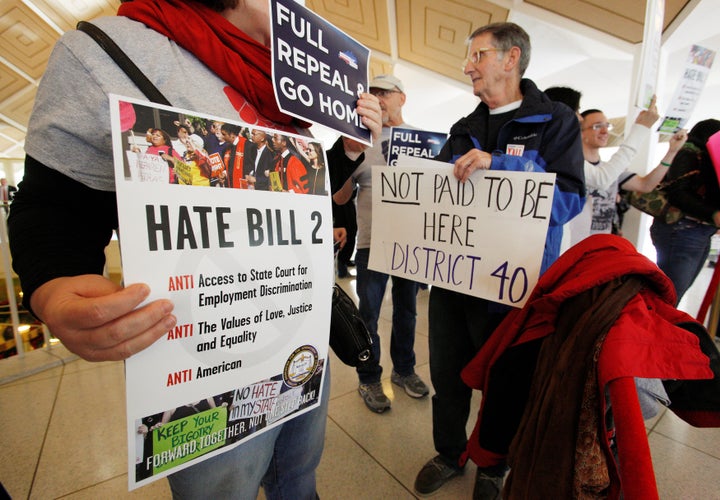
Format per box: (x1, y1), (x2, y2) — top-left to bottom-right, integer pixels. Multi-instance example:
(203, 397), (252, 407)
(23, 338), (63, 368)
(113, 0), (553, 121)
(167, 366), (330, 499)
(355, 247), (419, 384)
(650, 217), (716, 303)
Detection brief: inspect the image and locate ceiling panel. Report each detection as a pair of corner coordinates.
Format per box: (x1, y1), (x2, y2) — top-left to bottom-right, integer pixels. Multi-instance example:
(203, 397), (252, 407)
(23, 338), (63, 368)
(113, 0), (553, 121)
(0, 2), (59, 80)
(305, 0), (392, 55)
(0, 62), (30, 104)
(28, 0), (119, 33)
(527, 0), (688, 44)
(396, 0), (508, 84)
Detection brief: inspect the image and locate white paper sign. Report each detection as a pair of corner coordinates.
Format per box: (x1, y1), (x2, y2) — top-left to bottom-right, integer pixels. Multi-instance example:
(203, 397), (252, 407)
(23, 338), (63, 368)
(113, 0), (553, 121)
(109, 96), (333, 490)
(369, 156), (555, 307)
(635, 0), (665, 108)
(658, 45), (716, 134)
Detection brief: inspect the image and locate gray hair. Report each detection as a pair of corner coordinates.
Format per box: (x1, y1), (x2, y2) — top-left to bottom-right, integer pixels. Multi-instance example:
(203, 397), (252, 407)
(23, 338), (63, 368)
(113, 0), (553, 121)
(469, 22), (531, 76)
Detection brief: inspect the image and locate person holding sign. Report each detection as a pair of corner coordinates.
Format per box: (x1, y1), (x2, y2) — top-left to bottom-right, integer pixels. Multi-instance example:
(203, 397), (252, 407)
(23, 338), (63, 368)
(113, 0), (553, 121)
(650, 119), (720, 303)
(413, 23), (585, 498)
(329, 74), (430, 414)
(567, 97), (688, 244)
(8, 0), (381, 498)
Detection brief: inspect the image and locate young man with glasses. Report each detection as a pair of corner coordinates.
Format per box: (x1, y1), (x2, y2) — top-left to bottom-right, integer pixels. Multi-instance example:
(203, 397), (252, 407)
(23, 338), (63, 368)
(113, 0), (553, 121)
(413, 23), (586, 499)
(566, 98), (688, 245)
(328, 74), (430, 413)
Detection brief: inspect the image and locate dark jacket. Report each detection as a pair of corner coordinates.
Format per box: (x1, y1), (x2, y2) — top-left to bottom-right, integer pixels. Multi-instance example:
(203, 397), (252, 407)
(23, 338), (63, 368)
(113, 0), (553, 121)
(664, 141), (720, 225)
(436, 79), (585, 273)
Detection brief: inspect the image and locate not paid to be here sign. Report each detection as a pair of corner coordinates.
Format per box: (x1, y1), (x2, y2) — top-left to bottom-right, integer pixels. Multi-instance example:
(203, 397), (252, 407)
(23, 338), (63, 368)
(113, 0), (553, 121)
(369, 156), (556, 307)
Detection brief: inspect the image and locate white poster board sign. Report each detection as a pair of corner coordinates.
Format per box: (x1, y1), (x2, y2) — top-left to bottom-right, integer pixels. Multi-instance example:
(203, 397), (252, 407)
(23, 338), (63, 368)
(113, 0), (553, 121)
(658, 45), (716, 134)
(110, 96), (333, 490)
(369, 156), (555, 307)
(635, 0), (665, 108)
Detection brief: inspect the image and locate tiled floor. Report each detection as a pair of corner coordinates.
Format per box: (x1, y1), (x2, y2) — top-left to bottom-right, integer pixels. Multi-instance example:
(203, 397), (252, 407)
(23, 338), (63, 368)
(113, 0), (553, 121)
(1, 265), (720, 499)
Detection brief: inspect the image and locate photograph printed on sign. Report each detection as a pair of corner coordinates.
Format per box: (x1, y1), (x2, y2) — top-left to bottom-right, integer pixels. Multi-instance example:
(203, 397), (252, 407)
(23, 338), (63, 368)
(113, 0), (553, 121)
(120, 100), (327, 195)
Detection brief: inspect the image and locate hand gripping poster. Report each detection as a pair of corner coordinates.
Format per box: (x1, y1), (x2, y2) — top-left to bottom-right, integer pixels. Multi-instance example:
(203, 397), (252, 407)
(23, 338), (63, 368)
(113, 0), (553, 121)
(109, 96), (333, 490)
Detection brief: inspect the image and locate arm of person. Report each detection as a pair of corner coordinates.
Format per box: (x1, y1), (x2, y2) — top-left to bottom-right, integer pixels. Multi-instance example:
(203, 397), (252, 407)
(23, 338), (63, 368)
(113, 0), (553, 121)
(620, 129), (687, 193)
(585, 122), (652, 191)
(332, 177), (356, 205)
(8, 157), (176, 361)
(448, 104), (585, 227)
(495, 106), (586, 227)
(326, 93), (382, 197)
(585, 98), (660, 191)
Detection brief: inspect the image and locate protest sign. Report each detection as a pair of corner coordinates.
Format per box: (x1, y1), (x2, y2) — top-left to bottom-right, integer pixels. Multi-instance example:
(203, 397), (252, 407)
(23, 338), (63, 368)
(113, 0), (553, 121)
(369, 156), (555, 307)
(110, 96), (333, 489)
(658, 45), (716, 134)
(386, 127), (448, 166)
(635, 0), (664, 108)
(270, 0), (371, 144)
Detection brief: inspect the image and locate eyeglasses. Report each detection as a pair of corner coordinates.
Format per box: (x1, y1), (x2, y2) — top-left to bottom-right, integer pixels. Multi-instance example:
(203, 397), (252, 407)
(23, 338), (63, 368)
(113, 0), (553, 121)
(462, 48), (500, 68)
(584, 122), (614, 131)
(370, 89), (401, 98)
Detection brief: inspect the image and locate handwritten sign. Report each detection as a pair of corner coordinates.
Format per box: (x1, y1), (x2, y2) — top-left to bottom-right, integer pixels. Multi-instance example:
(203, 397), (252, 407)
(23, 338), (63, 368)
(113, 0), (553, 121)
(369, 156), (555, 307)
(270, 0), (371, 144)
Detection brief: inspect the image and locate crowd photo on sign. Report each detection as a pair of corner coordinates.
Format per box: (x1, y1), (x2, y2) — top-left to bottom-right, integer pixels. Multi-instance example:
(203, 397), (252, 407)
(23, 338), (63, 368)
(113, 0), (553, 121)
(3, 0), (720, 499)
(122, 101), (327, 195)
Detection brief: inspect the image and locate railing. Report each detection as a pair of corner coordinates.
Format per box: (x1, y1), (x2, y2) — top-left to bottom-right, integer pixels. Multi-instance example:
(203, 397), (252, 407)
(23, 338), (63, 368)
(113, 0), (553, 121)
(0, 208), (51, 359)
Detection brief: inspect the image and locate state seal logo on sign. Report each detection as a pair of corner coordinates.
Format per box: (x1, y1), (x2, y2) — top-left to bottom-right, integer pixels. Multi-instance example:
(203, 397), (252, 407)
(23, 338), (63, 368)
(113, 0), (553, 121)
(283, 345), (319, 387)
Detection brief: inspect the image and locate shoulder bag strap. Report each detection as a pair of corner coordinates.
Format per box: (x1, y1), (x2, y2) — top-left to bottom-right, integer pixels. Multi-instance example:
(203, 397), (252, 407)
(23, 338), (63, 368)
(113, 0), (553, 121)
(76, 20), (172, 106)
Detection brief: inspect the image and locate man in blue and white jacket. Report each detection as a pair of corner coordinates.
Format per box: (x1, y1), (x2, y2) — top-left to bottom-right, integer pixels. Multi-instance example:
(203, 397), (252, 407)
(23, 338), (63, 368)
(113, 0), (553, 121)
(414, 22), (585, 499)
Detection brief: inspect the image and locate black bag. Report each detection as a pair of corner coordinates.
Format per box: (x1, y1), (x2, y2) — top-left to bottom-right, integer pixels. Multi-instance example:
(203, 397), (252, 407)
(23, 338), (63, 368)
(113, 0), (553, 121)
(330, 284), (373, 366)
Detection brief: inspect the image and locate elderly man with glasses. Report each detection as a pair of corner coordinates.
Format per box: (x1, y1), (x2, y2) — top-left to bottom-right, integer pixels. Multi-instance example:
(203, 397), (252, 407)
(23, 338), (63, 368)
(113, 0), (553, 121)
(413, 22), (586, 499)
(566, 97), (688, 245)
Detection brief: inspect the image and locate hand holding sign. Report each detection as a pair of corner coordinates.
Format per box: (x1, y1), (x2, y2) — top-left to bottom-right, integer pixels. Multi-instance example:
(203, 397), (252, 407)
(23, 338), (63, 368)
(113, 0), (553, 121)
(454, 149), (494, 182)
(30, 275), (176, 362)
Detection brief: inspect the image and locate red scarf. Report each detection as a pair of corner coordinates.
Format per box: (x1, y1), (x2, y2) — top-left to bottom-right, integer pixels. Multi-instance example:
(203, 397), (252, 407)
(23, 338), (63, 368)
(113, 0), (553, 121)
(117, 0), (302, 127)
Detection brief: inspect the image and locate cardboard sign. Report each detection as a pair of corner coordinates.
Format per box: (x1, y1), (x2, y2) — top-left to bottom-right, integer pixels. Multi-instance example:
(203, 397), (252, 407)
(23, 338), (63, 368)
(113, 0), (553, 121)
(369, 156), (555, 307)
(707, 130), (720, 187)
